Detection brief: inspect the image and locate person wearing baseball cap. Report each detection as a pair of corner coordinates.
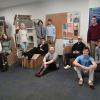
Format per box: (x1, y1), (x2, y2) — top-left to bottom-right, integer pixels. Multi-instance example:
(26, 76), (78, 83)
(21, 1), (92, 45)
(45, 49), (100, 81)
(64, 36), (86, 69)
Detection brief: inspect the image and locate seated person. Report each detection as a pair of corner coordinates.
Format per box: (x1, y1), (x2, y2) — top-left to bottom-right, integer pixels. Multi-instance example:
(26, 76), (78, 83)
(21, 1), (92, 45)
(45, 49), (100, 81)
(35, 46), (58, 77)
(73, 47), (97, 88)
(64, 36), (86, 69)
(95, 39), (100, 61)
(0, 39), (9, 72)
(23, 38), (48, 59)
(1, 34), (12, 55)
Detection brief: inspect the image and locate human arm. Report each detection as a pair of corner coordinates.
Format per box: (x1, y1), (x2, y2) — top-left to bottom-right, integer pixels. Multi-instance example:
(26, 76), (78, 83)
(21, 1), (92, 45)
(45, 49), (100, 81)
(53, 25), (56, 41)
(87, 28), (91, 43)
(44, 59), (55, 65)
(36, 27), (41, 38)
(72, 43), (79, 53)
(43, 57), (54, 68)
(40, 43), (48, 54)
(73, 59), (87, 70)
(43, 53), (54, 65)
(0, 42), (2, 53)
(72, 43), (76, 53)
(86, 61), (97, 70)
(44, 52), (58, 65)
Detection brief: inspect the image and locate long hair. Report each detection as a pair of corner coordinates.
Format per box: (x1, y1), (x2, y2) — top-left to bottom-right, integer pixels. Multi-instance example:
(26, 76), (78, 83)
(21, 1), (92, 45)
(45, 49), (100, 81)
(37, 20), (43, 26)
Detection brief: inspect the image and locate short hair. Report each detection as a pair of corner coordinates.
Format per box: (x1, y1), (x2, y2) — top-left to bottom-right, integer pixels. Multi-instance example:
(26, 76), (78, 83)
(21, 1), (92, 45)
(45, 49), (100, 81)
(92, 16), (97, 19)
(40, 37), (45, 40)
(49, 45), (55, 50)
(83, 46), (90, 50)
(48, 18), (52, 22)
(83, 46), (90, 55)
(38, 20), (43, 25)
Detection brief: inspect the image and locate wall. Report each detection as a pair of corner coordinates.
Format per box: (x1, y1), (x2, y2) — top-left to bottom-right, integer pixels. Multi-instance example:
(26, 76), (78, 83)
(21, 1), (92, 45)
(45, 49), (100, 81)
(89, 0), (100, 8)
(0, 0), (89, 43)
(0, 0), (99, 55)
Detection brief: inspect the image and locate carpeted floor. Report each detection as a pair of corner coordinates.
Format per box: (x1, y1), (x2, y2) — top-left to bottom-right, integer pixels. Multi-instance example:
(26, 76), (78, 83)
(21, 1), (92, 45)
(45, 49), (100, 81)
(0, 57), (100, 100)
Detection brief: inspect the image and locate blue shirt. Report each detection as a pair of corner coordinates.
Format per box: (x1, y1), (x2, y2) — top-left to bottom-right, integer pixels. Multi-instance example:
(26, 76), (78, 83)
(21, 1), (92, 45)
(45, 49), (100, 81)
(76, 55), (94, 67)
(46, 24), (56, 37)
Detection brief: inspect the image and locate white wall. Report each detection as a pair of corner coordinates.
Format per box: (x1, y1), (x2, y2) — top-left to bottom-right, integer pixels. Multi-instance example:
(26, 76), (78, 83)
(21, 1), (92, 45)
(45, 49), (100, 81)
(0, 0), (100, 43)
(0, 0), (89, 43)
(89, 0), (100, 8)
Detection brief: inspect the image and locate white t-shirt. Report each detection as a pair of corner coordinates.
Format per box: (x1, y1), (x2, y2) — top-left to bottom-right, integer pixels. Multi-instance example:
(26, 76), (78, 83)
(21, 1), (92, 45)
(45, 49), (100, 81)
(19, 29), (28, 43)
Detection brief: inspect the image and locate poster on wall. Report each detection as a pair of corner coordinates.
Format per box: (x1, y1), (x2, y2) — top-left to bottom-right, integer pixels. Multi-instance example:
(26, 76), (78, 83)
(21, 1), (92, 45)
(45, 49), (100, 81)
(62, 23), (68, 37)
(89, 7), (100, 26)
(62, 12), (80, 38)
(73, 12), (80, 36)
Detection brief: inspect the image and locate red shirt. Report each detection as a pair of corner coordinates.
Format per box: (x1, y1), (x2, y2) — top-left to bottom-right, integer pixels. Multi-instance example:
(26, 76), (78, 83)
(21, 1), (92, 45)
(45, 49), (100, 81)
(87, 24), (100, 42)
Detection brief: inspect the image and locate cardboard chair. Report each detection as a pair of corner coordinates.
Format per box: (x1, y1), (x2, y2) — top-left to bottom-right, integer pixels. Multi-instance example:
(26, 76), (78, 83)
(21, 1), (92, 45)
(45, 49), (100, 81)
(22, 54), (44, 69)
(63, 45), (73, 65)
(7, 37), (17, 66)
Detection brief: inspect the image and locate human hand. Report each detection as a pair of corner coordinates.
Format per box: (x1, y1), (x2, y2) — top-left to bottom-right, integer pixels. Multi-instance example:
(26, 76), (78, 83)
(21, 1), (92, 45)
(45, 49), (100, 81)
(73, 51), (76, 53)
(40, 48), (44, 51)
(76, 51), (79, 54)
(43, 62), (47, 65)
(80, 65), (88, 70)
(88, 65), (97, 70)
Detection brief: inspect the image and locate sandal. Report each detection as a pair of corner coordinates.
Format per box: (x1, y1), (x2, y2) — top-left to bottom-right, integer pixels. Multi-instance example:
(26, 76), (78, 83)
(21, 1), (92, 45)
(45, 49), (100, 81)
(78, 79), (83, 86)
(88, 81), (94, 89)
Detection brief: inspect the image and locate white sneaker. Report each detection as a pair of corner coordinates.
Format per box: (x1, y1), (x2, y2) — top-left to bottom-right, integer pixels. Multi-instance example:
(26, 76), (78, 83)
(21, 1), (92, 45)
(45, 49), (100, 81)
(64, 65), (71, 69)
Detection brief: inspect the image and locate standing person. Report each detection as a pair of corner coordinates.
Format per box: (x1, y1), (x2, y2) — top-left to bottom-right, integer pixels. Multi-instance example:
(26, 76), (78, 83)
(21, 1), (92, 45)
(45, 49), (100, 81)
(46, 19), (56, 44)
(18, 23), (28, 53)
(64, 36), (86, 69)
(87, 16), (100, 58)
(73, 47), (97, 88)
(1, 34), (12, 55)
(95, 39), (100, 61)
(36, 20), (46, 44)
(35, 46), (58, 77)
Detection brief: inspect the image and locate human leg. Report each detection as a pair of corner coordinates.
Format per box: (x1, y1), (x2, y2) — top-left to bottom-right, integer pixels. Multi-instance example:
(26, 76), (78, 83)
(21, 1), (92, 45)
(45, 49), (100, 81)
(88, 68), (94, 88)
(64, 53), (72, 69)
(36, 63), (48, 77)
(75, 67), (83, 85)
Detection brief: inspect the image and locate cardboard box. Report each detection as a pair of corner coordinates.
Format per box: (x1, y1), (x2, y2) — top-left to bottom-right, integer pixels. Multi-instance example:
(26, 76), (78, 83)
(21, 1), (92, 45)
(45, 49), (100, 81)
(21, 54), (44, 69)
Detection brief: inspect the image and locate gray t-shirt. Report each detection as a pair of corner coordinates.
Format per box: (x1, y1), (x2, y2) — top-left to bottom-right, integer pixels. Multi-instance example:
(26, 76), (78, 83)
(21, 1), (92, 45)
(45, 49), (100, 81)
(45, 52), (58, 61)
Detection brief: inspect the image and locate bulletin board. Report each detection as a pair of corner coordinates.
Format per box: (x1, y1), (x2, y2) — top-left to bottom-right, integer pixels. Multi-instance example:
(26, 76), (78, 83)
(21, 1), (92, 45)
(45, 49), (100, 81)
(46, 12), (80, 39)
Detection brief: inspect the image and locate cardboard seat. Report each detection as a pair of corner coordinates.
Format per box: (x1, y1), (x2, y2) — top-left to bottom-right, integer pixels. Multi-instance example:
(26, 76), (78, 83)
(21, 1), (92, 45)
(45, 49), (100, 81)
(30, 54), (43, 68)
(21, 54), (44, 69)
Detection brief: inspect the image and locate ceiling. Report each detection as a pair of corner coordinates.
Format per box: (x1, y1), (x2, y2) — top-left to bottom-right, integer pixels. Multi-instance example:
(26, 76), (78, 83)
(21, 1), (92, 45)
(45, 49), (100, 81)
(0, 0), (45, 9)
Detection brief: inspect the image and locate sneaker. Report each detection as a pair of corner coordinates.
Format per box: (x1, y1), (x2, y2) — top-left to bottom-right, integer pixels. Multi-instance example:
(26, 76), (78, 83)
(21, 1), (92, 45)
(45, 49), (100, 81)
(35, 73), (42, 77)
(88, 81), (94, 89)
(78, 79), (83, 86)
(64, 65), (71, 69)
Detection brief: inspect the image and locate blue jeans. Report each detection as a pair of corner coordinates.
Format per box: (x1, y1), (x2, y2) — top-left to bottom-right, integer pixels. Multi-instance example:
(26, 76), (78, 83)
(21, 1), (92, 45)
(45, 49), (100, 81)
(20, 42), (28, 52)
